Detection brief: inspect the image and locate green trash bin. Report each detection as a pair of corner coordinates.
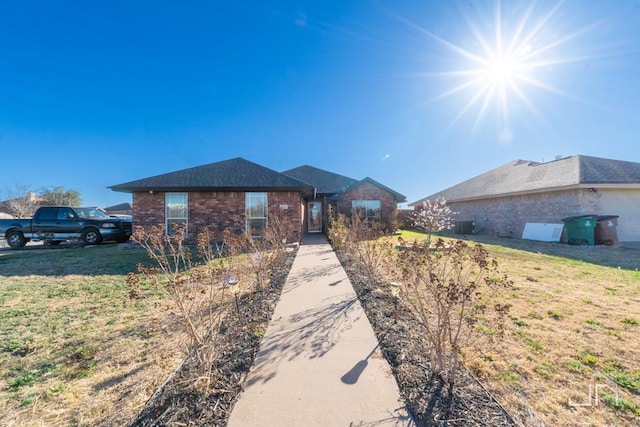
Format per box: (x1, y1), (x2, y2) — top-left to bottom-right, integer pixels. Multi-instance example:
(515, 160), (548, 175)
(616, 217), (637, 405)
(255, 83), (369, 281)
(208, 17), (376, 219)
(562, 215), (597, 245)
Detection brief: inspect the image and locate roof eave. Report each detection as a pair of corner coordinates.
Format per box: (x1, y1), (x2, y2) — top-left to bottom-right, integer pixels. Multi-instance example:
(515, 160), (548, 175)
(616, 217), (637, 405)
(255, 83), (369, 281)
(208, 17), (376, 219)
(578, 183), (640, 189)
(412, 182), (640, 205)
(110, 185), (313, 194)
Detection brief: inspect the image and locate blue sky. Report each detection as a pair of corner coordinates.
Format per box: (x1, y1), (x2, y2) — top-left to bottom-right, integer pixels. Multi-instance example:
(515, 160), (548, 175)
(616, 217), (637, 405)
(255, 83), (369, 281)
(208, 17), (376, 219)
(1, 0), (639, 207)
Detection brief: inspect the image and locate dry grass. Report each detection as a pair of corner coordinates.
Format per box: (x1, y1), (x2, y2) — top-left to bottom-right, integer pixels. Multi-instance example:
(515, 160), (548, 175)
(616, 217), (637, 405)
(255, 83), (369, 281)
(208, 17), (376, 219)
(395, 231), (640, 426)
(0, 244), (249, 427)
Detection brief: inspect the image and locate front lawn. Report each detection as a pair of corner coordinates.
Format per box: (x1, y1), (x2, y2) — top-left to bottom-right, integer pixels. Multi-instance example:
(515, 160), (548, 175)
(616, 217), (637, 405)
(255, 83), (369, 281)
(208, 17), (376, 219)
(389, 230), (640, 425)
(0, 245), (181, 426)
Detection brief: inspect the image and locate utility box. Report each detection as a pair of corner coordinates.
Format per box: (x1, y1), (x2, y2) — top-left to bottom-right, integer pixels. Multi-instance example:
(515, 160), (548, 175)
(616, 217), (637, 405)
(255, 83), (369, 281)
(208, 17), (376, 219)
(595, 215), (619, 246)
(561, 215), (597, 245)
(454, 221), (475, 235)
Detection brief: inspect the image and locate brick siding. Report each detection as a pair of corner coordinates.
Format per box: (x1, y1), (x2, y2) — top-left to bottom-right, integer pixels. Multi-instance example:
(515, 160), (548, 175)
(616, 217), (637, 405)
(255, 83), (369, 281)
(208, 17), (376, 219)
(132, 192), (164, 230)
(132, 191), (304, 242)
(336, 182), (398, 230)
(449, 188), (602, 240)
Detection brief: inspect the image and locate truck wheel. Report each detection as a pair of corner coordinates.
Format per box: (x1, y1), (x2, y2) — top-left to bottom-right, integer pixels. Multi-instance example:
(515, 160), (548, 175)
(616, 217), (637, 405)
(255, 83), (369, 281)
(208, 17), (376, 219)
(81, 228), (103, 245)
(7, 231), (27, 249)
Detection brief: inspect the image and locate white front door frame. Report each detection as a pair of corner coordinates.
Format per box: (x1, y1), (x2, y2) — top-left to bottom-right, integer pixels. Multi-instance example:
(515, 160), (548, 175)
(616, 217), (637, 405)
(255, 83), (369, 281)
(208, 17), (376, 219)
(308, 201), (322, 232)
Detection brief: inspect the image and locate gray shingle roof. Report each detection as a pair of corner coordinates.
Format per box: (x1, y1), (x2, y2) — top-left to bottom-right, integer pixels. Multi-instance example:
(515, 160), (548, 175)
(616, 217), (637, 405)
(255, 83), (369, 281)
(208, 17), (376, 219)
(410, 155), (640, 205)
(282, 165), (358, 194)
(110, 157), (312, 193)
(282, 166), (406, 202)
(104, 203), (132, 212)
(580, 155), (640, 183)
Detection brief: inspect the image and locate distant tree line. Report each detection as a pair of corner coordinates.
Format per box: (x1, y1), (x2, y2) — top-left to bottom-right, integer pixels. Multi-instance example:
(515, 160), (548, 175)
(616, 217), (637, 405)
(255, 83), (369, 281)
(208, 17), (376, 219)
(0, 185), (82, 218)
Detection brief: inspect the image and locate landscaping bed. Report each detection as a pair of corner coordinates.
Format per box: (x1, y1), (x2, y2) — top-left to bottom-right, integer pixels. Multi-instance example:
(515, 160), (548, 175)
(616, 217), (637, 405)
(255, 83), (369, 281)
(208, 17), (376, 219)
(340, 231), (640, 426)
(337, 250), (517, 426)
(129, 248), (296, 426)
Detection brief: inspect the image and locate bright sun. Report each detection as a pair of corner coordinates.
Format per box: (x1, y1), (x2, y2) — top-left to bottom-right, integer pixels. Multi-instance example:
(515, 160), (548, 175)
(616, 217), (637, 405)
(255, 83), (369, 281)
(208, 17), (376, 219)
(486, 57), (517, 84)
(403, 0), (599, 139)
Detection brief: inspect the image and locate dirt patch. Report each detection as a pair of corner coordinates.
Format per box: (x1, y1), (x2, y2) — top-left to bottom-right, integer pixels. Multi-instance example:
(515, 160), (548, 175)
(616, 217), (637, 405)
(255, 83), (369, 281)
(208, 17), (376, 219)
(336, 251), (518, 427)
(128, 248), (296, 426)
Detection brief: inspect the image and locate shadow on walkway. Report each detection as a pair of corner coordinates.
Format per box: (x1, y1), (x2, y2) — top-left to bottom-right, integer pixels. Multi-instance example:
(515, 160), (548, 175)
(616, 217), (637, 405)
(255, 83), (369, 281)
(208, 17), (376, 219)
(227, 234), (414, 426)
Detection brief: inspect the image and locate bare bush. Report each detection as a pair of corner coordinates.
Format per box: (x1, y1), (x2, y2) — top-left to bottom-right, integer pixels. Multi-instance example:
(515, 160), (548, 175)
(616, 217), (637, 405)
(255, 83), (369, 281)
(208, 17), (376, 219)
(129, 224), (231, 356)
(326, 206), (350, 250)
(328, 209), (394, 286)
(328, 205), (512, 392)
(128, 215), (297, 371)
(394, 238), (513, 388)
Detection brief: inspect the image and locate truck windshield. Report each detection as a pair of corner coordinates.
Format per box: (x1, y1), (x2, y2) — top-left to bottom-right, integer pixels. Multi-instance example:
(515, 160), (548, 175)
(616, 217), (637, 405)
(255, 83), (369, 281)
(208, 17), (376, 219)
(74, 208), (110, 219)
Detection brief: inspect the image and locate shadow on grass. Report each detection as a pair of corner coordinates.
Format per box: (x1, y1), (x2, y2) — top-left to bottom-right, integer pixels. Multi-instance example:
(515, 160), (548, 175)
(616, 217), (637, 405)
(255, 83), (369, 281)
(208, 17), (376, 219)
(0, 243), (152, 277)
(404, 230), (640, 271)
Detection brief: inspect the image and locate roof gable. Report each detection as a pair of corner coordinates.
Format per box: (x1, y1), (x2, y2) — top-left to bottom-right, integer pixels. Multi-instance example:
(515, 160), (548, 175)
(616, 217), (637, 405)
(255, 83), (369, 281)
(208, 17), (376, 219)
(343, 177), (407, 202)
(110, 157), (312, 193)
(410, 155), (640, 205)
(282, 165), (358, 194)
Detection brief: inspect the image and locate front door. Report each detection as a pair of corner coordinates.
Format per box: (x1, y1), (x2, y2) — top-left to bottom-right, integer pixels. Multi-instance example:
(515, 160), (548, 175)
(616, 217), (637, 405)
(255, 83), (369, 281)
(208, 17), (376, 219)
(308, 202), (322, 232)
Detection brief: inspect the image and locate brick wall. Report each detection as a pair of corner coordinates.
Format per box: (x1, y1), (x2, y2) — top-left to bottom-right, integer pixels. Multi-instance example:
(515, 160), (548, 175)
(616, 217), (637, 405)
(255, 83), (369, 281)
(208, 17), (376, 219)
(189, 191), (246, 238)
(132, 191), (304, 242)
(132, 192), (164, 229)
(336, 182), (398, 228)
(449, 188), (602, 239)
(266, 191), (305, 242)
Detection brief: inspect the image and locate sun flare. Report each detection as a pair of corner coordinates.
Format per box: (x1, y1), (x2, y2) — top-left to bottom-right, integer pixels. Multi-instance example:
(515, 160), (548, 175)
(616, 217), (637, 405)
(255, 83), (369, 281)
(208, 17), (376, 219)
(485, 57), (517, 84)
(402, 0), (610, 139)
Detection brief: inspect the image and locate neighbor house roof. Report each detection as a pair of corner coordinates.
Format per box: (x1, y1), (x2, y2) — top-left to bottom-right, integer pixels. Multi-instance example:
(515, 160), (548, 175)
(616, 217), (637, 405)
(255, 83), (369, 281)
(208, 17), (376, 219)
(110, 157), (313, 193)
(282, 165), (358, 194)
(410, 155), (640, 206)
(104, 203), (132, 212)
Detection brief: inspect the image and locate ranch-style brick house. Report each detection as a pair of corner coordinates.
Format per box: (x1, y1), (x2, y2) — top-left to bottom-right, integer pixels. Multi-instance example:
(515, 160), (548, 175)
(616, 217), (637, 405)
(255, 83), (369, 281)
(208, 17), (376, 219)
(110, 157), (406, 242)
(410, 155), (640, 243)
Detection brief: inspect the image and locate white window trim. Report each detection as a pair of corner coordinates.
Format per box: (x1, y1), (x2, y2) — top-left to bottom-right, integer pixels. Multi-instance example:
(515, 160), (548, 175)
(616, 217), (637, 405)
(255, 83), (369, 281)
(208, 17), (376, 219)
(165, 192), (188, 235)
(352, 199), (381, 218)
(245, 192), (268, 237)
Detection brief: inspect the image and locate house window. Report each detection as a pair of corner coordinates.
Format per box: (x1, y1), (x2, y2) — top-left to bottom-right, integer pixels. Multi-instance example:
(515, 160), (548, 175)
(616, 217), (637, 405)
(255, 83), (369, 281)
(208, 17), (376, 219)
(166, 193), (188, 235)
(246, 192), (268, 237)
(352, 200), (381, 218)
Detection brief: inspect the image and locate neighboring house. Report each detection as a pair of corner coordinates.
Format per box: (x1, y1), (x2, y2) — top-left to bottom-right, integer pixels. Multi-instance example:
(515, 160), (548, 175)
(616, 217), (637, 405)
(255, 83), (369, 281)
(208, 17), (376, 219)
(0, 192), (42, 218)
(409, 155), (640, 243)
(109, 157), (405, 242)
(104, 203), (132, 216)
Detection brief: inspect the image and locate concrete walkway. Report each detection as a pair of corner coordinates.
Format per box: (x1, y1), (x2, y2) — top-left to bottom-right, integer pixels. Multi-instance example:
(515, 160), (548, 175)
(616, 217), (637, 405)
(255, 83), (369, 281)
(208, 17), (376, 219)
(228, 234), (414, 427)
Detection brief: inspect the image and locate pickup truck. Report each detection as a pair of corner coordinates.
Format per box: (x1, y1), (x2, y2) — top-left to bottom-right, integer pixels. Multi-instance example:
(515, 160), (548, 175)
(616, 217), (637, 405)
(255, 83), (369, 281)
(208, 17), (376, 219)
(0, 206), (132, 249)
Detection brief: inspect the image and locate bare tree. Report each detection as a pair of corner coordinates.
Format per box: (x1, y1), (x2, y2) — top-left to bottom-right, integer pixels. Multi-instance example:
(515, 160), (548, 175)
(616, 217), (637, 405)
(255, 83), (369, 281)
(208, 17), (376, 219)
(0, 184), (41, 218)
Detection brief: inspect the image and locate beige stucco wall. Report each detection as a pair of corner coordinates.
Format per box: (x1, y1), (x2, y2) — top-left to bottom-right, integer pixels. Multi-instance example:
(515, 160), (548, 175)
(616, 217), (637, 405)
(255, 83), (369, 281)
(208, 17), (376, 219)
(599, 189), (640, 241)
